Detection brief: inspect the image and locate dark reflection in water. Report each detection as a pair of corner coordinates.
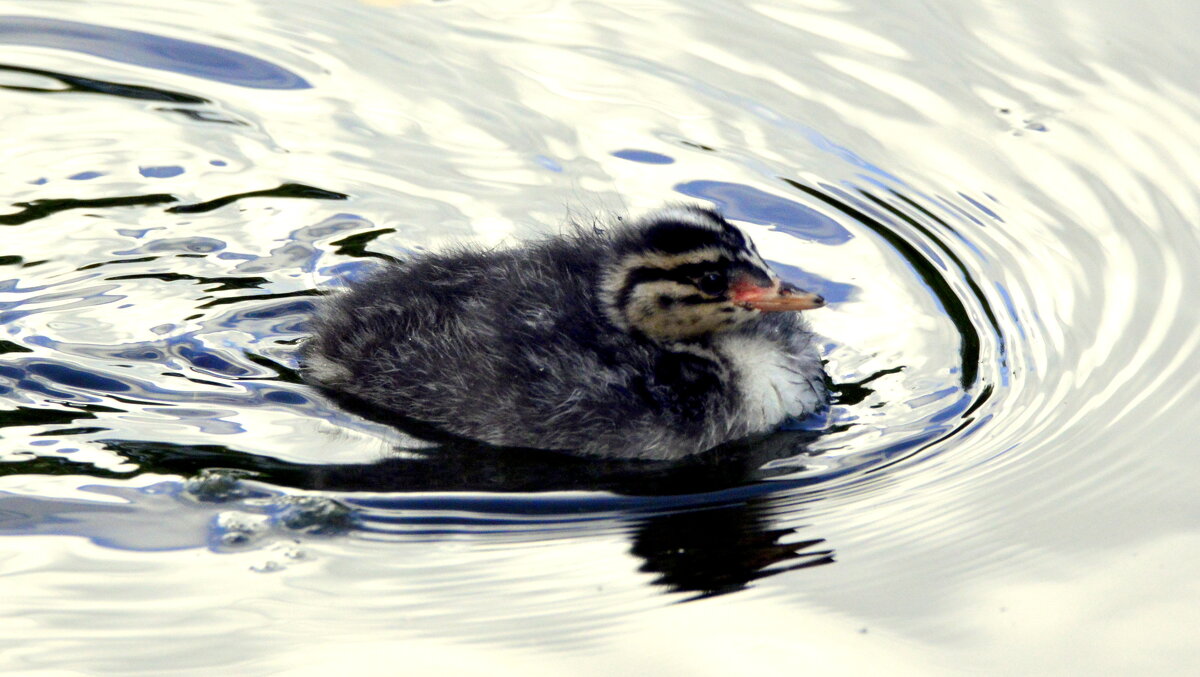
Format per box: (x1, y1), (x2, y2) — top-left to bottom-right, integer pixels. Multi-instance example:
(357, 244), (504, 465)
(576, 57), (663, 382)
(2, 436), (838, 598)
(316, 444), (838, 600)
(0, 193), (177, 226)
(0, 423), (841, 599)
(0, 61), (251, 125)
(0, 62), (208, 103)
(631, 498), (834, 601)
(0, 182), (347, 227)
(0, 416), (842, 599)
(325, 437), (839, 600)
(166, 183), (349, 214)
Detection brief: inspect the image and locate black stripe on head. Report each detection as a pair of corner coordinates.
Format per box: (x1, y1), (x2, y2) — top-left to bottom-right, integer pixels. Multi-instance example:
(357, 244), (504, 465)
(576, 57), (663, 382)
(730, 260), (773, 287)
(620, 265), (685, 292)
(718, 217), (747, 248)
(690, 207), (748, 248)
(639, 220), (727, 254)
(622, 259), (739, 285)
(627, 208), (748, 254)
(676, 294), (723, 306)
(615, 262), (738, 315)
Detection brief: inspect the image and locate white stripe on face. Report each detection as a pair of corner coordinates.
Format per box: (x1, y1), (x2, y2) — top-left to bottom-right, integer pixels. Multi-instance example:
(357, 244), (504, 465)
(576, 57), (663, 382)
(619, 246), (725, 272)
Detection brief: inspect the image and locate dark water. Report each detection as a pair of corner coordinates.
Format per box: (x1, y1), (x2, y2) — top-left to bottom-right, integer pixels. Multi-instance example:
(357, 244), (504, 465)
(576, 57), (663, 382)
(2, 2), (1199, 674)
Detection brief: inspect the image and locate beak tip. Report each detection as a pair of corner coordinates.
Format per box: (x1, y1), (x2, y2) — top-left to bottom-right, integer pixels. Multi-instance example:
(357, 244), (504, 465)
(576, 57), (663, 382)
(745, 289), (826, 312)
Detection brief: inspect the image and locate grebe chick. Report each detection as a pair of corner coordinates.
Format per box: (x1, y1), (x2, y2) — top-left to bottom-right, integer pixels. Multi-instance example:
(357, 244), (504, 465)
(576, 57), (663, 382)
(302, 206), (828, 460)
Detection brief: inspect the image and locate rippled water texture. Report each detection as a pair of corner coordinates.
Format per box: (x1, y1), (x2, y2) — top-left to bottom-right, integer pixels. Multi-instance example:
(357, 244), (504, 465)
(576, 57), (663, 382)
(2, 1), (1199, 674)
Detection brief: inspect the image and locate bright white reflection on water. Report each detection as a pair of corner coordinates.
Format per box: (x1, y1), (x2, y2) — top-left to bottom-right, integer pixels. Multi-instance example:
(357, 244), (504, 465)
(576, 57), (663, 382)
(1, 0), (1199, 674)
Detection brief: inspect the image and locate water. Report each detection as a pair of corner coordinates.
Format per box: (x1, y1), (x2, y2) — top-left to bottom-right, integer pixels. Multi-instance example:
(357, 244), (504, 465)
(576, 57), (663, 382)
(2, 1), (1199, 673)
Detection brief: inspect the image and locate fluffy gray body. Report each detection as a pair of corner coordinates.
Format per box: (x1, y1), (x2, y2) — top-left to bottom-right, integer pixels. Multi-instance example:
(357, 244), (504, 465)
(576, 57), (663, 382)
(302, 207), (827, 460)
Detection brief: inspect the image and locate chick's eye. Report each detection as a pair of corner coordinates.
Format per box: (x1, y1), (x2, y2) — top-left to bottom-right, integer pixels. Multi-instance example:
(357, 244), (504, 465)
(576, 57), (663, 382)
(698, 271), (727, 295)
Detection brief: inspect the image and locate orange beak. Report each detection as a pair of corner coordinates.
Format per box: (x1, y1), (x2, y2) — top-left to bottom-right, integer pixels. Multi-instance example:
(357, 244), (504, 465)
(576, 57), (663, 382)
(733, 279), (825, 312)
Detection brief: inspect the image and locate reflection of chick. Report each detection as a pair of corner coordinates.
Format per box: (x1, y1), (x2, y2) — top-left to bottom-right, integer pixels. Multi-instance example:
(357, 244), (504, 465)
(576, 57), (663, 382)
(631, 499), (835, 600)
(302, 206), (827, 460)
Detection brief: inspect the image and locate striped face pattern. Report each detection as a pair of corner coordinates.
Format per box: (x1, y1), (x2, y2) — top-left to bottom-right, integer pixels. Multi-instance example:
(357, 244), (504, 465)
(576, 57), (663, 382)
(600, 207), (783, 342)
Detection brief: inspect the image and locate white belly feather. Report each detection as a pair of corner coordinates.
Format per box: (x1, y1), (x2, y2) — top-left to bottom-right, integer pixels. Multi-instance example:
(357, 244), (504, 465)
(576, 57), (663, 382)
(717, 334), (823, 432)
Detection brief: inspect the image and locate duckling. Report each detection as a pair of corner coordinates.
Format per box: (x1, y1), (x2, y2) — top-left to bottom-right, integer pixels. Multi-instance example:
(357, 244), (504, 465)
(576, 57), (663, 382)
(301, 206), (827, 460)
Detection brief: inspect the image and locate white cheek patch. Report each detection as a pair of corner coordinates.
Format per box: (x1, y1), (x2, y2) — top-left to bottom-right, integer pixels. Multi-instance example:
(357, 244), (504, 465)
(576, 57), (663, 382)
(622, 248), (723, 272)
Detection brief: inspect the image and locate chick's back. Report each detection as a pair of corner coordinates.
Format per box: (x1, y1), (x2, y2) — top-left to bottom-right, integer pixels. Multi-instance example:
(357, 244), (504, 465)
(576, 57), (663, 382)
(301, 236), (662, 450)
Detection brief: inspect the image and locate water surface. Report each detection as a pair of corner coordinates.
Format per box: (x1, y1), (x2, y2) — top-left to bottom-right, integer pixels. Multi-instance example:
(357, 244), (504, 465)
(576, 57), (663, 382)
(1, 1), (1199, 674)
